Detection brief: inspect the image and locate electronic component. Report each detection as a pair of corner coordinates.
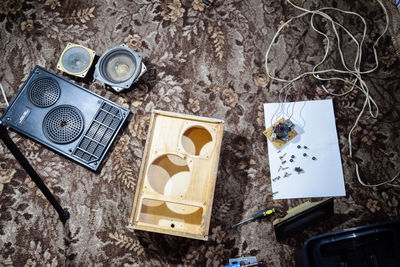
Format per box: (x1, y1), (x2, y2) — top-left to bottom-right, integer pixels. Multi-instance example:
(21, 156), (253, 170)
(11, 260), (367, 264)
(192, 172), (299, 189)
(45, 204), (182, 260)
(264, 118), (297, 149)
(94, 44), (146, 92)
(0, 66), (130, 171)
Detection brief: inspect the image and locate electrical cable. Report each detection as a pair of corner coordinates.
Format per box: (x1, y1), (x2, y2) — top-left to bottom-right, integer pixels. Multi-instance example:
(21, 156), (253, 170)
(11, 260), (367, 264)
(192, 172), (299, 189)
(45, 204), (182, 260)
(0, 82), (9, 107)
(265, 0), (399, 187)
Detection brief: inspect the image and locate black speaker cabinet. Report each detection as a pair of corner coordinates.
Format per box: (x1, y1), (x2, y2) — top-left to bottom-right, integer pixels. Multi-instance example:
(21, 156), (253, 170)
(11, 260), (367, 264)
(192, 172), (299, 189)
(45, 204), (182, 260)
(0, 66), (130, 171)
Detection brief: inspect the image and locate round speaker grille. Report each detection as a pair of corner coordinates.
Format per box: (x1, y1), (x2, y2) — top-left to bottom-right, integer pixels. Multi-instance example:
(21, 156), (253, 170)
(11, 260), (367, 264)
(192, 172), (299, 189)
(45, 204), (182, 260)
(61, 46), (92, 74)
(28, 78), (61, 107)
(101, 51), (137, 83)
(43, 105), (84, 144)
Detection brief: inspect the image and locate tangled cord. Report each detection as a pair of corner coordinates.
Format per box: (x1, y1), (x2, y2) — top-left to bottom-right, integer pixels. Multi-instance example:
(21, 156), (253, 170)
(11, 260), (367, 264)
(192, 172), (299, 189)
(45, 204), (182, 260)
(265, 0), (399, 187)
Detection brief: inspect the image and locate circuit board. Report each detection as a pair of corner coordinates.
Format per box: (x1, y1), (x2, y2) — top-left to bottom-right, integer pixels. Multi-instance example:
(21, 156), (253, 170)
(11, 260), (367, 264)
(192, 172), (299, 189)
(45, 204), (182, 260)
(264, 118), (297, 149)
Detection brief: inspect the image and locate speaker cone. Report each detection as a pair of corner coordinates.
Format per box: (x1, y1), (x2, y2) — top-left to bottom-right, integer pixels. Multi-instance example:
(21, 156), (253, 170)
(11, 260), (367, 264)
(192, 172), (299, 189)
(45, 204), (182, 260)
(57, 43), (96, 78)
(94, 44), (146, 92)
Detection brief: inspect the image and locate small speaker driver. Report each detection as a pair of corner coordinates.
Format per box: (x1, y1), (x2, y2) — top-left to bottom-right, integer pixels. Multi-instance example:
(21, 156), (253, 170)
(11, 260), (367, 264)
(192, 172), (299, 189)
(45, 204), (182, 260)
(94, 44), (146, 92)
(57, 43), (96, 78)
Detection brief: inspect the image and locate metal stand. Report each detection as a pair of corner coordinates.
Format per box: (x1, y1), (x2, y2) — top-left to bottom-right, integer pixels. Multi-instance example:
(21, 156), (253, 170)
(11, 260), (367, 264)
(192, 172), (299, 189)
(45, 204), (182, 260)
(0, 123), (70, 222)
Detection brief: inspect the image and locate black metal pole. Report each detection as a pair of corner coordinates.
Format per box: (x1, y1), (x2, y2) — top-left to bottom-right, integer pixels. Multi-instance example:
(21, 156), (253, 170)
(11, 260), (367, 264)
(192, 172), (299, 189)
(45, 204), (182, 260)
(0, 123), (70, 222)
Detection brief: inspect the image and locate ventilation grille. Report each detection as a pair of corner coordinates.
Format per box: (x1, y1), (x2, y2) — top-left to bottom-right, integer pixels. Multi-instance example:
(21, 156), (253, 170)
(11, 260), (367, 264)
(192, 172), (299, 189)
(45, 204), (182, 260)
(28, 77), (61, 107)
(43, 105), (84, 144)
(73, 102), (122, 163)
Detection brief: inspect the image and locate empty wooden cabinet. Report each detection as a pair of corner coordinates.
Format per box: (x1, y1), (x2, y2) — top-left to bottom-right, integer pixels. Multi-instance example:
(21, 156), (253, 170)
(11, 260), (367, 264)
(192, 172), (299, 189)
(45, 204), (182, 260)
(128, 110), (224, 240)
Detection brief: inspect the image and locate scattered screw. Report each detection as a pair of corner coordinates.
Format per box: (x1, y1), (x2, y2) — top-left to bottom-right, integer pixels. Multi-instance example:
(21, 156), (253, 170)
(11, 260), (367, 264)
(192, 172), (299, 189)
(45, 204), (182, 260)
(312, 156), (316, 160)
(304, 146), (308, 149)
(291, 155), (295, 159)
(278, 166), (283, 172)
(283, 172), (292, 178)
(279, 153), (287, 160)
(282, 160), (287, 164)
(272, 191), (279, 196)
(303, 153), (307, 157)
(272, 176), (281, 182)
(297, 145), (301, 149)
(282, 167), (289, 170)
(290, 159), (294, 162)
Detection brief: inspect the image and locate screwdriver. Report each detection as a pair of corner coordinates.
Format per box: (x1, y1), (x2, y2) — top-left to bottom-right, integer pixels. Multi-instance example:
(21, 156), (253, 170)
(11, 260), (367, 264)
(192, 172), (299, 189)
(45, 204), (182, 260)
(231, 207), (276, 229)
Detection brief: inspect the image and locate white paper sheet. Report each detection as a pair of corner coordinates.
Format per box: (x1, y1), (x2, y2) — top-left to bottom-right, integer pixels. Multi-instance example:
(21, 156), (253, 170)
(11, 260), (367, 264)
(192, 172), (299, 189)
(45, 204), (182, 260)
(264, 99), (346, 199)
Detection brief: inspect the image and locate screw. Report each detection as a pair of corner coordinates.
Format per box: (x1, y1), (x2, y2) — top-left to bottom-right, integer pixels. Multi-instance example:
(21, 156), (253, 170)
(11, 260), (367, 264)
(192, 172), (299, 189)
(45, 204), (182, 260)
(278, 166), (283, 172)
(304, 146), (308, 149)
(291, 155), (295, 159)
(297, 145), (301, 149)
(282, 160), (287, 164)
(283, 172), (291, 178)
(312, 156), (316, 160)
(282, 167), (289, 170)
(279, 153), (287, 160)
(272, 191), (279, 196)
(290, 159), (294, 162)
(303, 153), (307, 157)
(272, 176), (281, 182)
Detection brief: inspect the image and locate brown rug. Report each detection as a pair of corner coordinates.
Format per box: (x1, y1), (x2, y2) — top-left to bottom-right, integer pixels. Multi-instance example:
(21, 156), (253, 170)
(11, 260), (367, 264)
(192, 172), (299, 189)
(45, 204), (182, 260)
(0, 0), (399, 266)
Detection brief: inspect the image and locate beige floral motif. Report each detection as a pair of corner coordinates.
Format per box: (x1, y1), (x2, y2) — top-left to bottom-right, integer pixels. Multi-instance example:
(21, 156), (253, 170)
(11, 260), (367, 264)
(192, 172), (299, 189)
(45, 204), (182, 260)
(207, 25), (225, 61)
(256, 103), (264, 127)
(211, 86), (222, 93)
(124, 34), (143, 51)
(114, 134), (130, 153)
(21, 20), (34, 32)
(220, 88), (239, 108)
(66, 7), (95, 24)
(0, 0), (24, 15)
(128, 114), (151, 140)
(277, 20), (289, 33)
(182, 246), (207, 266)
(44, 0), (60, 10)
(113, 154), (135, 189)
(127, 84), (149, 108)
(366, 199), (381, 213)
(205, 243), (226, 266)
(210, 225), (226, 243)
(24, 177), (54, 200)
(361, 128), (376, 146)
(379, 45), (397, 68)
(24, 258), (36, 267)
(237, 159), (248, 170)
(161, 0), (184, 22)
(192, 0), (206, 12)
(253, 72), (270, 88)
(115, 97), (130, 109)
(187, 98), (200, 113)
(21, 139), (41, 151)
(109, 232), (144, 254)
(0, 162), (16, 195)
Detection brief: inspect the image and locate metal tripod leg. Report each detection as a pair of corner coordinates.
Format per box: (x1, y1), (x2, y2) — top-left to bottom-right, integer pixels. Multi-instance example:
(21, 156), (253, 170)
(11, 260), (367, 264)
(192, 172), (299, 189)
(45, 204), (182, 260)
(0, 123), (70, 222)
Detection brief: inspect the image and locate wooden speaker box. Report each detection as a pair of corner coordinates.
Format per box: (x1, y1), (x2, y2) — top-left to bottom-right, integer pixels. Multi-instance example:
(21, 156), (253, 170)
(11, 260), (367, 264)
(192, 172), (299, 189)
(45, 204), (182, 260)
(128, 110), (224, 240)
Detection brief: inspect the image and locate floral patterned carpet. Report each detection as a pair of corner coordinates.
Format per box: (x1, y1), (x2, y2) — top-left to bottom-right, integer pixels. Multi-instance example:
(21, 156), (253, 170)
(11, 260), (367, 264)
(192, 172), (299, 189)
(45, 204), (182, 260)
(0, 0), (399, 266)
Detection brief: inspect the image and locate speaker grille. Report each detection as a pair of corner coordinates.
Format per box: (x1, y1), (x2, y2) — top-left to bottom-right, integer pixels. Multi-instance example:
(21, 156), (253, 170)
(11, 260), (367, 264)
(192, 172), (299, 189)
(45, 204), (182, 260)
(73, 102), (122, 163)
(28, 78), (61, 107)
(43, 105), (84, 144)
